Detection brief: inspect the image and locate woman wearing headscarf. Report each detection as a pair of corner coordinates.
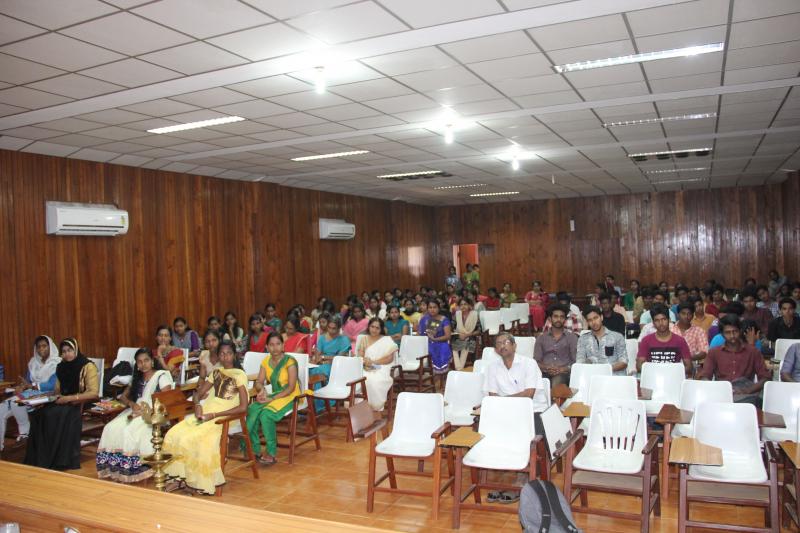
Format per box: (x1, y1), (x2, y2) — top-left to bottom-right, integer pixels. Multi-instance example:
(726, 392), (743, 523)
(24, 337), (99, 470)
(0, 336), (59, 451)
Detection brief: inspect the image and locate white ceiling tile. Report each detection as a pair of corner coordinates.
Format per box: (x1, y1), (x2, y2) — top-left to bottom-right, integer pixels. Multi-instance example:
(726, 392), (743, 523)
(247, 129), (306, 142)
(547, 40), (635, 65)
(340, 114), (405, 128)
(243, 0), (354, 20)
(33, 117), (106, 132)
(20, 141), (79, 156)
(566, 63), (644, 88)
(365, 93), (439, 114)
(729, 14), (800, 49)
(377, 0), (503, 28)
(212, 99), (293, 118)
(140, 42), (247, 76)
(0, 0), (117, 29)
(80, 59), (180, 88)
(208, 23), (321, 61)
(493, 74), (571, 97)
(0, 86), (72, 109)
(452, 98), (518, 116)
(94, 140), (151, 152)
(26, 74), (124, 99)
(513, 90), (581, 107)
(290, 61), (384, 86)
(308, 102), (379, 121)
(121, 99), (200, 117)
(656, 96), (718, 113)
(110, 154), (153, 166)
(45, 132), (113, 147)
(527, 14), (629, 50)
(627, 0), (729, 37)
(0, 135), (31, 149)
(426, 84), (505, 105)
(80, 126), (145, 141)
(395, 66), (483, 92)
(441, 31), (537, 65)
(733, 0), (800, 22)
(168, 141), (222, 153)
(642, 53), (723, 80)
(0, 14), (44, 45)
(467, 54), (553, 81)
(329, 77), (413, 100)
(0, 125), (64, 139)
(76, 108), (151, 124)
(362, 47), (457, 76)
(227, 75), (312, 98)
(133, 0), (274, 39)
(68, 148), (119, 162)
(1, 33), (125, 71)
(725, 62), (800, 85)
(579, 81), (650, 100)
(593, 103), (657, 120)
(725, 41), (800, 70)
(649, 72), (721, 92)
(206, 120), (275, 135)
(258, 112), (326, 128)
(172, 88), (253, 107)
(0, 53), (65, 85)
(635, 26), (727, 54)
(62, 12), (192, 55)
(269, 90), (352, 110)
(290, 1), (408, 44)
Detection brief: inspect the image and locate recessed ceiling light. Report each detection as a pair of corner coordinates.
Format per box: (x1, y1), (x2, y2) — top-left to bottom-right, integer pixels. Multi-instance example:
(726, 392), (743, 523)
(644, 167), (707, 174)
(469, 191), (520, 197)
(377, 170), (443, 178)
(314, 67), (326, 94)
(147, 116), (245, 134)
(434, 183), (487, 190)
(603, 113), (716, 128)
(651, 177), (708, 184)
(553, 43), (724, 73)
(291, 150), (370, 161)
(628, 147), (713, 158)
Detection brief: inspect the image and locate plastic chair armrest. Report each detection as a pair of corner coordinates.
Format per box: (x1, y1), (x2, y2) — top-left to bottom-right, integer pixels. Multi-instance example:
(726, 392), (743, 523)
(642, 434), (660, 456)
(353, 418), (387, 439)
(346, 376), (367, 388)
(431, 422), (452, 439)
(308, 374), (326, 386)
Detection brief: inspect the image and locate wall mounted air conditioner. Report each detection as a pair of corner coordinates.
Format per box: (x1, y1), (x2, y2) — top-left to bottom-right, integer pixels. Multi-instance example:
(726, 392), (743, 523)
(46, 201), (129, 236)
(318, 218), (355, 240)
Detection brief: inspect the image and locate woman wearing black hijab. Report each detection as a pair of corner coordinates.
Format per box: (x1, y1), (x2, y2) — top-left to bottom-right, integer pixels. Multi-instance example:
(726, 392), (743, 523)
(24, 337), (99, 470)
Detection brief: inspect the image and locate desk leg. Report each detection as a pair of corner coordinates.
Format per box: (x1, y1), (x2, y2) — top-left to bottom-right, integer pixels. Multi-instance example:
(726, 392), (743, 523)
(661, 422), (672, 501)
(452, 448), (464, 529)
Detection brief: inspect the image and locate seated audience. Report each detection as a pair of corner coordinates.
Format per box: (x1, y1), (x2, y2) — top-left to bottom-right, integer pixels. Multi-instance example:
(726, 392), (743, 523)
(757, 284), (779, 317)
(24, 338), (99, 470)
(246, 314), (270, 353)
(343, 303), (369, 353)
(525, 280), (549, 332)
(484, 287), (501, 310)
(699, 315), (770, 406)
(622, 279), (640, 311)
(221, 311), (246, 354)
(401, 299), (421, 331)
(310, 296), (327, 325)
(96, 348), (173, 482)
(0, 336), (59, 451)
(672, 301), (709, 364)
(634, 288), (654, 324)
(708, 303), (763, 351)
(767, 298), (800, 342)
(246, 334), (301, 466)
(365, 296), (386, 320)
(500, 283), (517, 307)
(741, 288), (773, 334)
(153, 325), (185, 379)
(445, 265), (462, 293)
(355, 318), (397, 411)
(419, 299), (452, 387)
(691, 297), (716, 332)
(599, 292), (626, 335)
(534, 304), (578, 387)
(576, 306), (628, 375)
(171, 317), (200, 358)
(793, 283), (800, 308)
(282, 316), (309, 354)
(197, 330), (221, 383)
(670, 286), (689, 316)
(205, 316), (223, 338)
(781, 343), (800, 382)
(451, 298), (480, 371)
(310, 315), (350, 412)
(543, 292), (585, 333)
(264, 303), (282, 332)
(385, 305), (410, 348)
(639, 291), (677, 324)
(308, 312), (330, 353)
(768, 269), (789, 298)
(636, 305), (692, 374)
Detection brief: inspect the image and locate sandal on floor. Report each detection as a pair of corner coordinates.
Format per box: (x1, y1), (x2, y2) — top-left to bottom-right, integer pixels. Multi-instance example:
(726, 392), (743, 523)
(497, 490), (520, 504)
(257, 456), (277, 466)
(486, 490), (502, 503)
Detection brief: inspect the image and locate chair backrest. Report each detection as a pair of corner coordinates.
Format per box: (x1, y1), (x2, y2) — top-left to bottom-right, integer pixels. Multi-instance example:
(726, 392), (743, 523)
(585, 398), (647, 455)
(540, 403), (573, 461)
(625, 339), (638, 375)
(444, 371), (485, 413)
(535, 377), (552, 410)
(90, 357), (105, 397)
(480, 346), (502, 367)
(328, 356), (364, 388)
(568, 363), (612, 402)
(587, 375), (637, 406)
(776, 339), (800, 362)
(177, 349), (189, 385)
(694, 402), (761, 460)
(624, 310), (634, 323)
(113, 347), (139, 367)
(356, 334), (368, 353)
(242, 351), (265, 387)
(640, 362), (685, 404)
(480, 310), (502, 335)
(287, 353), (310, 409)
(348, 400), (380, 440)
(391, 392), (444, 441)
(796, 407), (800, 442)
(473, 359), (486, 374)
(515, 337), (535, 359)
(500, 307), (516, 330)
(511, 302), (529, 324)
(478, 396), (535, 445)
(399, 335), (428, 363)
(763, 381), (800, 433)
(679, 380), (733, 412)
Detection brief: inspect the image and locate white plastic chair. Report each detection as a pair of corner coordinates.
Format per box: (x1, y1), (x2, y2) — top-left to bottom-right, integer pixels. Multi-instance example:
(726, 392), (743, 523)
(472, 359), (487, 374)
(577, 375), (637, 431)
(176, 348), (189, 386)
(398, 335), (428, 371)
(242, 351), (265, 388)
(281, 353), (321, 463)
(625, 339), (638, 376)
(314, 356), (367, 441)
(775, 339), (800, 364)
(564, 363), (612, 407)
(540, 403), (574, 465)
(480, 310), (502, 335)
(534, 376), (552, 412)
(444, 371), (485, 426)
(395, 335), (432, 391)
(761, 381), (800, 442)
(90, 357), (105, 397)
(500, 307), (516, 331)
(516, 336), (535, 359)
(511, 302), (530, 325)
(672, 380), (733, 438)
(639, 362), (685, 416)
(479, 346), (502, 367)
(109, 347), (139, 386)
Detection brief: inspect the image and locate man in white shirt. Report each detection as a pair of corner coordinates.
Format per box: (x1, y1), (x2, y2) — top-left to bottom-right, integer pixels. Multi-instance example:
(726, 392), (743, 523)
(483, 332), (545, 504)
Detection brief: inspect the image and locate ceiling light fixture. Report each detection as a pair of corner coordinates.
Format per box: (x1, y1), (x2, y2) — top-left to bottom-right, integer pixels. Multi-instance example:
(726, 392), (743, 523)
(603, 112), (717, 128)
(434, 183), (487, 190)
(553, 43), (724, 73)
(650, 177), (709, 184)
(443, 125), (455, 144)
(511, 156), (520, 171)
(377, 170), (443, 178)
(291, 150), (370, 161)
(314, 67), (326, 94)
(147, 116), (245, 134)
(628, 147), (712, 158)
(469, 191), (520, 197)
(644, 167), (708, 174)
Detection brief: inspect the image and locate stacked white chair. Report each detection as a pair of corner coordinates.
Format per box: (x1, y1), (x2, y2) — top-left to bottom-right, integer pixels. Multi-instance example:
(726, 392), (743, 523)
(242, 351), (266, 389)
(443, 371), (485, 426)
(625, 339), (638, 376)
(761, 381), (800, 442)
(639, 362), (685, 416)
(398, 335), (428, 372)
(563, 363), (612, 407)
(672, 380), (732, 438)
(510, 302), (530, 328)
(499, 307), (516, 331)
(472, 358), (487, 374)
(480, 310), (502, 336)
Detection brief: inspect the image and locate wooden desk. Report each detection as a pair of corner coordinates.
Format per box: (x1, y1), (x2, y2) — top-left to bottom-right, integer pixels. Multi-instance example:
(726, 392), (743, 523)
(781, 441), (800, 467)
(561, 401), (590, 418)
(439, 428), (483, 528)
(758, 410), (785, 429)
(0, 462), (390, 533)
(551, 384), (576, 405)
(668, 437), (723, 466)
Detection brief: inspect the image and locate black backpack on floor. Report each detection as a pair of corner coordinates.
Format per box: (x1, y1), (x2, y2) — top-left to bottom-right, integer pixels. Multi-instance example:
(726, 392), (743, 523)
(519, 480), (582, 533)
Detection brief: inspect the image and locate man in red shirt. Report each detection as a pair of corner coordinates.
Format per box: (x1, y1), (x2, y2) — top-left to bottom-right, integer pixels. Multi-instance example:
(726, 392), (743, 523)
(700, 314), (771, 407)
(636, 304), (692, 375)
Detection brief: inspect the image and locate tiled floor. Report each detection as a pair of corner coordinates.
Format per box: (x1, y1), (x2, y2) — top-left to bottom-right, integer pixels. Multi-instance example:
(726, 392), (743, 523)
(1, 419), (788, 532)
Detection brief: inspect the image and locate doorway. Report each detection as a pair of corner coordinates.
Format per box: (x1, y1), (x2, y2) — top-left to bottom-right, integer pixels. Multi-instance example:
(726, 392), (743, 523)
(453, 243), (478, 277)
(452, 243), (495, 293)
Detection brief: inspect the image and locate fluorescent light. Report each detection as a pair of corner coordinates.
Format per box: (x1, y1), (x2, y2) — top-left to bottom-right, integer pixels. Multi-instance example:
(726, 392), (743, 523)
(553, 43), (724, 73)
(651, 177), (708, 184)
(314, 67), (326, 94)
(603, 113), (716, 128)
(628, 147), (712, 158)
(644, 167), (707, 174)
(147, 116), (245, 134)
(443, 125), (454, 144)
(377, 170), (442, 178)
(470, 191), (520, 197)
(434, 183), (487, 190)
(291, 150), (370, 161)
(511, 156), (520, 171)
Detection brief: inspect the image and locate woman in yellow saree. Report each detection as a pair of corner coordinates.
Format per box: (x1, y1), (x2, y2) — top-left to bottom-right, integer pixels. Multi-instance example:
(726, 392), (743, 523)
(245, 332), (300, 466)
(162, 341), (247, 494)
